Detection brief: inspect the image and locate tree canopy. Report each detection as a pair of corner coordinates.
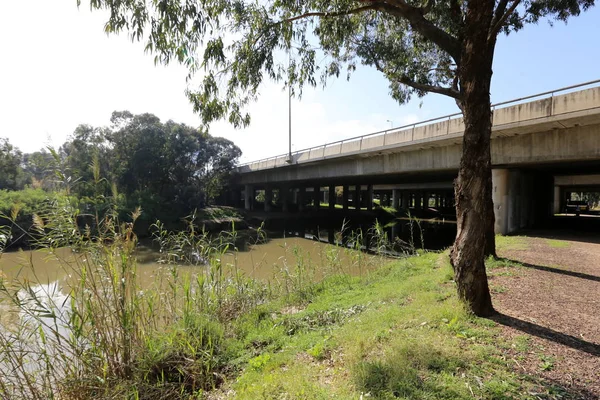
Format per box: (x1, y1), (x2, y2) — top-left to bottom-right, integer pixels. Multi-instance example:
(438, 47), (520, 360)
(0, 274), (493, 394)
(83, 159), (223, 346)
(0, 138), (27, 190)
(83, 0), (593, 121)
(60, 111), (241, 222)
(1, 113), (241, 230)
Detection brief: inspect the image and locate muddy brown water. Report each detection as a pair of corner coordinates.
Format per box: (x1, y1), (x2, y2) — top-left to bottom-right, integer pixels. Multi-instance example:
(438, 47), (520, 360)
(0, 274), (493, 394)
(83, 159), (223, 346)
(0, 237), (378, 327)
(0, 236), (375, 283)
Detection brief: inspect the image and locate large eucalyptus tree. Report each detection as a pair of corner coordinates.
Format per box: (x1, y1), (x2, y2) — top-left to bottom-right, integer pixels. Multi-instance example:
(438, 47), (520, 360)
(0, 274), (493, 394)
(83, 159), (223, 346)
(83, 0), (594, 316)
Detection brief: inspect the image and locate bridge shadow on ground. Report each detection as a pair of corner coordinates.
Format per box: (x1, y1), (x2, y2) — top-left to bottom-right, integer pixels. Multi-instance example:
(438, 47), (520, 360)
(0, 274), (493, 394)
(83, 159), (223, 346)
(522, 223), (600, 245)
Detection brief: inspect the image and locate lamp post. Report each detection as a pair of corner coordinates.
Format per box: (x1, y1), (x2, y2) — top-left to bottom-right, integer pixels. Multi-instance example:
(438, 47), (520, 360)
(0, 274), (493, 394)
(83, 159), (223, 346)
(386, 119), (393, 129)
(286, 51), (293, 164)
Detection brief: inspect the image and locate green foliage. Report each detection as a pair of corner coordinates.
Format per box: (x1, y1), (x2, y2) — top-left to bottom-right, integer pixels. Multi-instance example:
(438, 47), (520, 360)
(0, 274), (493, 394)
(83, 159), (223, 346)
(58, 111), (241, 228)
(0, 188), (51, 219)
(0, 138), (28, 190)
(0, 198), (254, 399)
(0, 188), (57, 249)
(22, 149), (58, 190)
(82, 0), (594, 127)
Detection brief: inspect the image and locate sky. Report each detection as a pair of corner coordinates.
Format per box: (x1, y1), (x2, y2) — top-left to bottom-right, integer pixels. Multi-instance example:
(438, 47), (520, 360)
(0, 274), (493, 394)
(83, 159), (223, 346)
(1, 2), (599, 163)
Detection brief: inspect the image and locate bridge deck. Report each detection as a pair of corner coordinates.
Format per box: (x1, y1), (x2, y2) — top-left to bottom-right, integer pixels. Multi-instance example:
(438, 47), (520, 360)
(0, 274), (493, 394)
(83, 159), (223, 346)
(238, 82), (600, 173)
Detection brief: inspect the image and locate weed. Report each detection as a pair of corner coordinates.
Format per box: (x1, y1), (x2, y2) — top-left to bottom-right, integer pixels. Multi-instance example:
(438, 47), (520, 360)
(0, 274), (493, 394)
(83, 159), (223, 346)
(248, 354), (271, 371)
(539, 354), (556, 371)
(307, 341), (331, 361)
(513, 335), (531, 352)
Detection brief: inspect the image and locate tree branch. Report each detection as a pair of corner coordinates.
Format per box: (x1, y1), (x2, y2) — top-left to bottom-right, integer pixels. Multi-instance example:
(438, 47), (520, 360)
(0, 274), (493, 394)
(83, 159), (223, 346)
(491, 0), (510, 27)
(399, 76), (461, 99)
(384, 0), (462, 61)
(489, 0), (522, 39)
(281, 0), (462, 63)
(282, 4), (383, 24)
(420, 0), (435, 15)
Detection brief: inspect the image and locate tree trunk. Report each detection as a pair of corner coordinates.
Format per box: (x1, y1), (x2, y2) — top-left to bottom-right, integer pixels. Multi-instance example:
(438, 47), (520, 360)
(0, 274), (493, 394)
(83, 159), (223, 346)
(450, 0), (496, 317)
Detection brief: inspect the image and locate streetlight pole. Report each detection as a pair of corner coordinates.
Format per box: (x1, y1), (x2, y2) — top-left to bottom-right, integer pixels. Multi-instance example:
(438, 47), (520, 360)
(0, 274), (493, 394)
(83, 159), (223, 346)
(386, 119), (393, 129)
(286, 52), (293, 164)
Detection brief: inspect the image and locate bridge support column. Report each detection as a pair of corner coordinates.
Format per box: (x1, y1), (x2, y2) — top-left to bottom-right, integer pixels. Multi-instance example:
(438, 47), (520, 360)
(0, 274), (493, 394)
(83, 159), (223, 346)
(415, 192), (423, 209)
(553, 185), (561, 214)
(298, 187), (305, 212)
(392, 189), (400, 210)
(244, 185), (254, 211)
(264, 187), (273, 212)
(329, 185), (336, 210)
(402, 191), (410, 209)
(281, 187), (289, 212)
(314, 186), (321, 210)
(366, 184), (373, 211)
(492, 169), (510, 235)
(354, 185), (361, 210)
(343, 185), (349, 211)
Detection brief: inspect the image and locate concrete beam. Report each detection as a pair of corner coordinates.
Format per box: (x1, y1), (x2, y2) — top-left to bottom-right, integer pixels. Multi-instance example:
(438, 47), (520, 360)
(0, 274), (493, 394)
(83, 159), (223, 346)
(554, 174), (600, 186)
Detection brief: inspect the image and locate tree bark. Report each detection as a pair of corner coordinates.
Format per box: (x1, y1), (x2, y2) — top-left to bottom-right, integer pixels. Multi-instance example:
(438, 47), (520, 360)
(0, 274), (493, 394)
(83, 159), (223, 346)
(450, 0), (496, 317)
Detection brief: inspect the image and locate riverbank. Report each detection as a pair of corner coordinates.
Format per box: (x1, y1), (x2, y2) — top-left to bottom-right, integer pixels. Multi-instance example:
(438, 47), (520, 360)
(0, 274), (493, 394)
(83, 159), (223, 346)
(2, 230), (597, 399)
(206, 233), (598, 399)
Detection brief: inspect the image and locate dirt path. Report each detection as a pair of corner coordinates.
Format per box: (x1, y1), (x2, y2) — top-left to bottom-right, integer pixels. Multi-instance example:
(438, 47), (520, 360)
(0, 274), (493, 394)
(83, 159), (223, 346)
(490, 231), (600, 399)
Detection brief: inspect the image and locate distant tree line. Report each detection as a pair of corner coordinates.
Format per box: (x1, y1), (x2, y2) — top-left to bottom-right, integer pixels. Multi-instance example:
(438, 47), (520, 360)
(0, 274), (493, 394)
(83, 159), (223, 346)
(0, 111), (241, 230)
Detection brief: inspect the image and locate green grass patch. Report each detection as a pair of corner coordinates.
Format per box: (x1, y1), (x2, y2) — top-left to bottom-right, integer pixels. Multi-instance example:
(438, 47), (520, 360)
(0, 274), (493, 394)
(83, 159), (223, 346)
(545, 239), (570, 248)
(228, 253), (561, 399)
(496, 235), (529, 251)
(197, 206), (242, 221)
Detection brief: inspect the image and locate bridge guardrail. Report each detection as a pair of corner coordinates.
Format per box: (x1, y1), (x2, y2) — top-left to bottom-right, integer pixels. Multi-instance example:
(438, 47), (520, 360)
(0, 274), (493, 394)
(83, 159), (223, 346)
(238, 79), (600, 172)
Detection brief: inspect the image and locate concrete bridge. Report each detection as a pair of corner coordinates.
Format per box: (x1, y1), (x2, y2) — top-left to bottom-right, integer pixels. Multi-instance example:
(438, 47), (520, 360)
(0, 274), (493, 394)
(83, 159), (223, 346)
(233, 80), (600, 234)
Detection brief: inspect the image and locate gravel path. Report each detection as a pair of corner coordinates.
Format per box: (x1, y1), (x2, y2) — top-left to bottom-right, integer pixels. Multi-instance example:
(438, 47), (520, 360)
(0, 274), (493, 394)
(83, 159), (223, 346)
(491, 231), (600, 399)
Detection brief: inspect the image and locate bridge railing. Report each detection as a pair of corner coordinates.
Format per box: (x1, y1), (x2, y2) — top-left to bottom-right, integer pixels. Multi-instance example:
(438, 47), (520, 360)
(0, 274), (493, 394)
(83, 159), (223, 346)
(238, 79), (600, 172)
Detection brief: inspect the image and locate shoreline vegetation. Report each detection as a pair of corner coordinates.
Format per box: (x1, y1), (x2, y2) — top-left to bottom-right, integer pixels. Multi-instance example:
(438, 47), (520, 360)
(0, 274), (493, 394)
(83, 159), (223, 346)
(0, 199), (584, 399)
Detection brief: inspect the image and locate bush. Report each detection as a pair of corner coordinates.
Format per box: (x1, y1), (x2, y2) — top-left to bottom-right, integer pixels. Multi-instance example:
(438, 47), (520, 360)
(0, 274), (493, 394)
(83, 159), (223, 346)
(0, 189), (55, 248)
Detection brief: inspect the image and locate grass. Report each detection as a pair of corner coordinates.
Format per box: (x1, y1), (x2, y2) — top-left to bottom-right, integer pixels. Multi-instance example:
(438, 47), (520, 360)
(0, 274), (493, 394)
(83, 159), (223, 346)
(545, 239), (570, 248)
(221, 252), (567, 399)
(496, 235), (529, 251)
